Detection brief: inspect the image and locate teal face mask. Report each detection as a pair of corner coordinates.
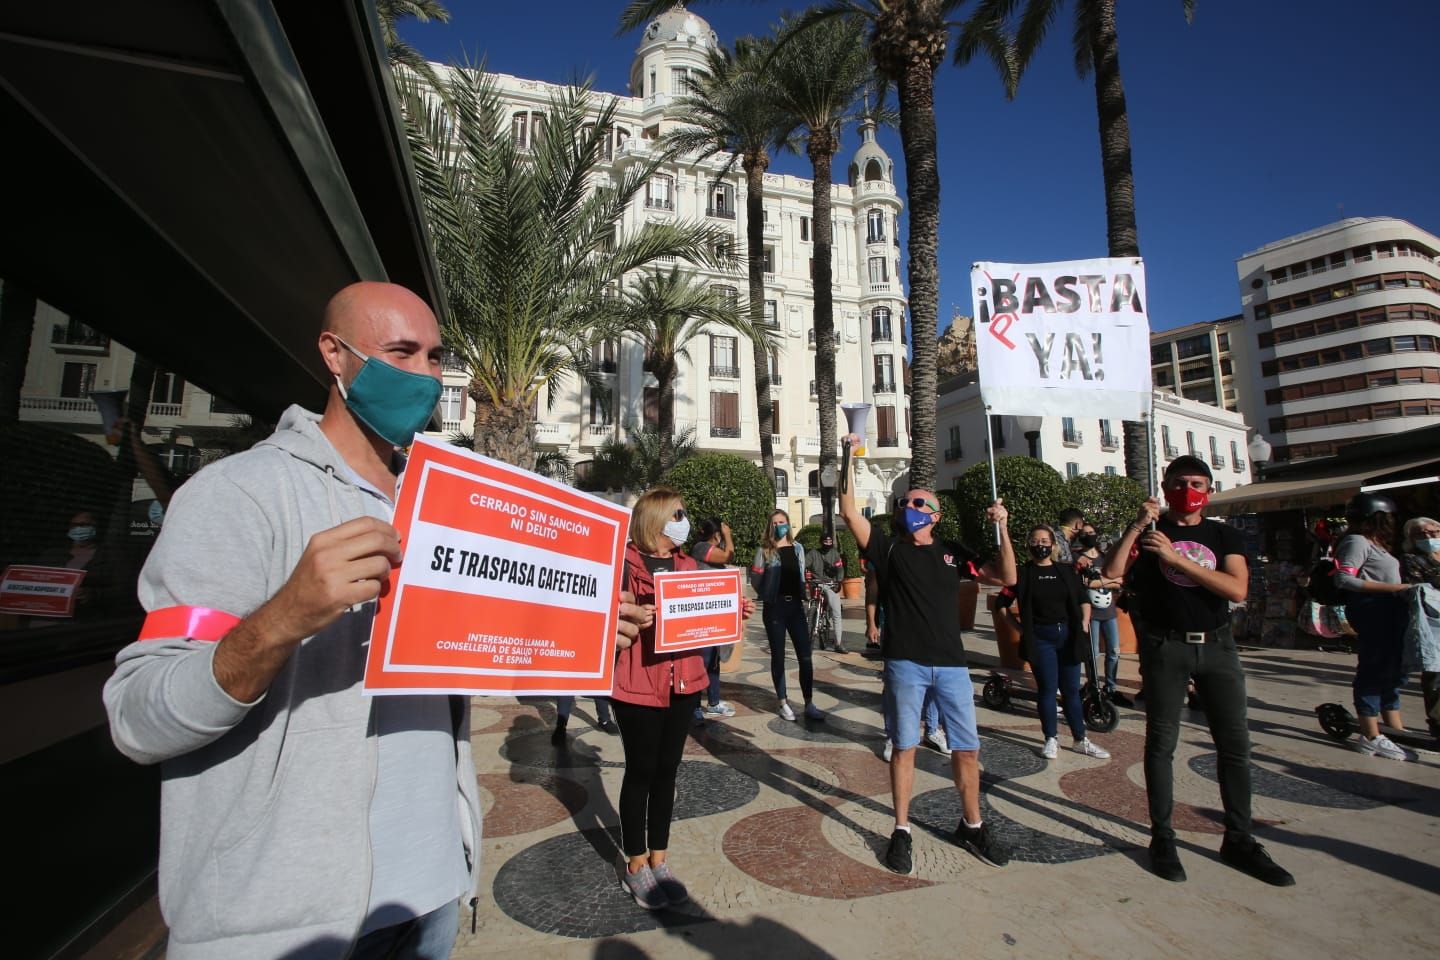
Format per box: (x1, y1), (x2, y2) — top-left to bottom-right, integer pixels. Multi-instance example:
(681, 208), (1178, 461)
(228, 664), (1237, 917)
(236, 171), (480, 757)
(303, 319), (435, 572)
(334, 337), (442, 448)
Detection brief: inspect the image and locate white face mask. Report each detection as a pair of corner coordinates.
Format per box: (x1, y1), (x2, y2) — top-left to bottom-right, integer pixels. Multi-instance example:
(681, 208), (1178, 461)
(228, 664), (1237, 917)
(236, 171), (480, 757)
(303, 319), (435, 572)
(663, 517), (691, 546)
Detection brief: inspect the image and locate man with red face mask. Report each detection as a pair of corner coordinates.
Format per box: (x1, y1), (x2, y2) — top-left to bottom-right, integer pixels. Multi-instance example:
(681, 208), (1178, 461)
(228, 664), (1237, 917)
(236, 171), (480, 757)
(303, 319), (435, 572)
(1104, 455), (1294, 888)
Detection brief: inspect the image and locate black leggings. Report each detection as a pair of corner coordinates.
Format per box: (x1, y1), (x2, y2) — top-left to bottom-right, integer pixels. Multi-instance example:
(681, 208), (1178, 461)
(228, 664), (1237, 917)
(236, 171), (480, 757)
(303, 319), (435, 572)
(611, 693), (701, 857)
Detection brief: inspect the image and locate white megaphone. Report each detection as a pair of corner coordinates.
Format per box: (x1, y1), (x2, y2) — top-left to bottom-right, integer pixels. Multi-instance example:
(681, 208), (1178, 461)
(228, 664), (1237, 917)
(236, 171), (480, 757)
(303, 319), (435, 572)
(841, 402), (872, 456)
(90, 389), (127, 445)
(839, 402), (872, 494)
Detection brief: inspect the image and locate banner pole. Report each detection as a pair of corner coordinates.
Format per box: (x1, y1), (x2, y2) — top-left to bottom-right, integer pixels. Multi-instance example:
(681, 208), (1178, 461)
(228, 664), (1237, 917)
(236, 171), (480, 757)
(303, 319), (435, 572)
(983, 405), (1001, 545)
(1145, 394), (1158, 530)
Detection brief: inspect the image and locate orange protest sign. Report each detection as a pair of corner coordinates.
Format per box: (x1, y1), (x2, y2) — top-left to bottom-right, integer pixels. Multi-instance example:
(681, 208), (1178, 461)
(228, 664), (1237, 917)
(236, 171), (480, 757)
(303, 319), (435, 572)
(652, 568), (743, 653)
(0, 565), (87, 618)
(363, 436), (631, 696)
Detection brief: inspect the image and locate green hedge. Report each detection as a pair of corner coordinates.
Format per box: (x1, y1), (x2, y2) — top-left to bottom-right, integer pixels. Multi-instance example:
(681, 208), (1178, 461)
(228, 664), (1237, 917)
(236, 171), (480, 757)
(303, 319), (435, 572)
(662, 453), (775, 561)
(1064, 472), (1147, 542)
(953, 455), (1066, 558)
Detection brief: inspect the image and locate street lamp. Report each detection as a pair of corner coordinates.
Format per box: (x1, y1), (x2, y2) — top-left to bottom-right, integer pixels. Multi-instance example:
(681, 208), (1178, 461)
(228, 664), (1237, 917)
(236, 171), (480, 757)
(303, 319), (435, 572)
(819, 463), (838, 539)
(1247, 432), (1272, 482)
(1014, 415), (1044, 460)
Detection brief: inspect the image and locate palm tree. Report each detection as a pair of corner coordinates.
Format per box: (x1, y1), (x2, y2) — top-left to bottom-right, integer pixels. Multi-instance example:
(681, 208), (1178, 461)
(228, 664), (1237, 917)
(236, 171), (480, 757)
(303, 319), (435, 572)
(662, 37), (790, 489)
(956, 0), (1193, 483)
(375, 0), (451, 84)
(400, 68), (736, 466)
(613, 266), (771, 473)
(623, 0), (1004, 493)
(769, 13), (879, 494)
(581, 423), (699, 493)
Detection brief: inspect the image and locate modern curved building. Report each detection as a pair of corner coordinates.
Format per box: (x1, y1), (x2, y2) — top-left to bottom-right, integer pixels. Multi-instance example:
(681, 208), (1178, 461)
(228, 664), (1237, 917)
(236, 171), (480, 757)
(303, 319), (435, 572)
(1234, 217), (1440, 463)
(431, 5), (913, 519)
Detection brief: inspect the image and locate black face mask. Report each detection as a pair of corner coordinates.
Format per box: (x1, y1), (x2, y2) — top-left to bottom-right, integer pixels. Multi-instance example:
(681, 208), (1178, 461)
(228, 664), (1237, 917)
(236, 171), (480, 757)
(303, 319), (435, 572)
(821, 541), (834, 550)
(1028, 544), (1052, 560)
(1075, 534), (1097, 549)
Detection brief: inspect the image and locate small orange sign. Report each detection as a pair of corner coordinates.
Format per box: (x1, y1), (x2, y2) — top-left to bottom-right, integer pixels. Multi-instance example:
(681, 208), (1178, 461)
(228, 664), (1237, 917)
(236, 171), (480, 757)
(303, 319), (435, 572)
(364, 436), (631, 696)
(0, 565), (87, 618)
(652, 568), (743, 653)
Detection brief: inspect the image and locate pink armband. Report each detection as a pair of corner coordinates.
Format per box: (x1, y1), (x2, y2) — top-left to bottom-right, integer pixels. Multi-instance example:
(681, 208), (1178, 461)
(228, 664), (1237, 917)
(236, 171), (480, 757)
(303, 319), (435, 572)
(138, 606), (242, 643)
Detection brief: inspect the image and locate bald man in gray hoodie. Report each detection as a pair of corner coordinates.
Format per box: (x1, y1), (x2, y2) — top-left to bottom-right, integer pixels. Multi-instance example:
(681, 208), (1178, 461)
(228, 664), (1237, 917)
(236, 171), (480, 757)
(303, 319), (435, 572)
(104, 283), (644, 958)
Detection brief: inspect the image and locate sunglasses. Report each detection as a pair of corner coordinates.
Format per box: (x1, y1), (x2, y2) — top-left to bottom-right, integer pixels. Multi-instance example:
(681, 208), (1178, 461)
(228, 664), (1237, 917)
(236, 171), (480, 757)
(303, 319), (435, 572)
(672, 508), (687, 521)
(897, 497), (939, 512)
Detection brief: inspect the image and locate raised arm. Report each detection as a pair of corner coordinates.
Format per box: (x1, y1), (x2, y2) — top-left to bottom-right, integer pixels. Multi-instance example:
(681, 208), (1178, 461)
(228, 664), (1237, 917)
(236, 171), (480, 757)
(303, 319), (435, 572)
(1104, 497), (1161, 580)
(975, 499), (1017, 587)
(837, 434), (872, 550)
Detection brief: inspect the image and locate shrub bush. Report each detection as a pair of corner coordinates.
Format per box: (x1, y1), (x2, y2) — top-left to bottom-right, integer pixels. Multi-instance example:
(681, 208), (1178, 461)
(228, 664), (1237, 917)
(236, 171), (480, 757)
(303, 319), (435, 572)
(1064, 472), (1147, 543)
(662, 454), (774, 561)
(953, 455), (1066, 558)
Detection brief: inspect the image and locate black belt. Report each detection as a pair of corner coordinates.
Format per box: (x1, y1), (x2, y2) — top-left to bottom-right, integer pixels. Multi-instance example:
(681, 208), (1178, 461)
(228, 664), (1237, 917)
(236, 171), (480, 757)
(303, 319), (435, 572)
(1147, 624), (1232, 645)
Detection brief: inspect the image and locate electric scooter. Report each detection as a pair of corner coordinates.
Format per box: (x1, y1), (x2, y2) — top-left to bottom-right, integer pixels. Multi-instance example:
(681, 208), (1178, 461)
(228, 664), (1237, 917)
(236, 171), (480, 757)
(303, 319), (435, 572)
(1315, 702), (1440, 749)
(981, 647), (1119, 733)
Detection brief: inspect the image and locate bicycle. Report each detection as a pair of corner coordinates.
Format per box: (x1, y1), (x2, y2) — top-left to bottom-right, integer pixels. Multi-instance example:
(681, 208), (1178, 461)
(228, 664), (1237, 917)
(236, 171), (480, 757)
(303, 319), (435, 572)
(806, 577), (841, 651)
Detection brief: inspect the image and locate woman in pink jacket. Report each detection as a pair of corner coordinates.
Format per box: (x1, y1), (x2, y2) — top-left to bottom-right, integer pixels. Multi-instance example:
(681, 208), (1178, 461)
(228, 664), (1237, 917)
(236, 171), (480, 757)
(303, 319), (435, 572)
(611, 486), (753, 910)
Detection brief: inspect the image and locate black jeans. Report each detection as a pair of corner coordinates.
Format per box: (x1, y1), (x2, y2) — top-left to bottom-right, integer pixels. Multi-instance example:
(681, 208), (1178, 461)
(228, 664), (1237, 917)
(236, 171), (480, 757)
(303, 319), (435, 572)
(611, 693), (701, 857)
(1139, 626), (1252, 843)
(763, 596), (813, 702)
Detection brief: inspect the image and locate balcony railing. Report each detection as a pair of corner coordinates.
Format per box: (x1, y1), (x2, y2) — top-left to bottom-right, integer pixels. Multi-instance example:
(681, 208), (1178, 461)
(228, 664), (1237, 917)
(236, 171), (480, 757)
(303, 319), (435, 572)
(51, 322), (109, 351)
(873, 380), (896, 394)
(534, 422), (564, 443)
(710, 365), (740, 379)
(442, 419), (463, 434)
(1100, 433), (1119, 451)
(762, 221), (781, 238)
(877, 437), (899, 448)
(866, 233), (886, 245)
(583, 424), (611, 446)
(769, 372), (782, 386)
(868, 280), (892, 293)
(1211, 454), (1227, 469)
(1062, 429), (1083, 447)
(769, 433), (782, 448)
(1233, 457), (1247, 472)
(1164, 443), (1180, 458)
(871, 328), (892, 343)
(644, 197), (673, 211)
(710, 426), (741, 439)
(944, 447), (962, 462)
(705, 206), (736, 220)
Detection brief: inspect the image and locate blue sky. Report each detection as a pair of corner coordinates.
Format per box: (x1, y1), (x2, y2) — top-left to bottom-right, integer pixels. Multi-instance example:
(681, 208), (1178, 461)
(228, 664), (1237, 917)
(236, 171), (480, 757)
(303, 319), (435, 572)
(400, 1), (1440, 335)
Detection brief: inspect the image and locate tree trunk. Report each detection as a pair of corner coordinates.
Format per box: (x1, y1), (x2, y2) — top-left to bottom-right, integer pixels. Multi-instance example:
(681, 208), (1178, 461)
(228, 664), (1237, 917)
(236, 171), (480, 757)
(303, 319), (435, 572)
(898, 58), (941, 493)
(1091, 0), (1149, 487)
(469, 384), (532, 468)
(809, 132), (839, 522)
(0, 281), (38, 423)
(743, 154), (776, 492)
(657, 359), (677, 475)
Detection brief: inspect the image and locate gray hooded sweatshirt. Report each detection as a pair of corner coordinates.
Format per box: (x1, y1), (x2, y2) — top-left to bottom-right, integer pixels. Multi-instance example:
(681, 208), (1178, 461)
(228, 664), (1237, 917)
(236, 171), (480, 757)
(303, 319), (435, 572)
(103, 406), (482, 959)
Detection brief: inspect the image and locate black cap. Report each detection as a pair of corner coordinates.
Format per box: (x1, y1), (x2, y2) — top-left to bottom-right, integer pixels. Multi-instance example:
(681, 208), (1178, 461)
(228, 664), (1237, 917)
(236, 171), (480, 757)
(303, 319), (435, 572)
(1163, 454), (1212, 482)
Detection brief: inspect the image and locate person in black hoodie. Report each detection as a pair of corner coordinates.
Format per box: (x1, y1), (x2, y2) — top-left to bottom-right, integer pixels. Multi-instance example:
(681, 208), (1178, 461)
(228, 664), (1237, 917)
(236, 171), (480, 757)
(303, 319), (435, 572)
(1004, 525), (1111, 761)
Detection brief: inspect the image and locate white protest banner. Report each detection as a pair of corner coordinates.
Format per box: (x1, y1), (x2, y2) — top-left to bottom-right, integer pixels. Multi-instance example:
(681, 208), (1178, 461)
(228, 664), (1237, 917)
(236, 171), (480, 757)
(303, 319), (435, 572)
(971, 258), (1151, 420)
(652, 568), (743, 653)
(364, 435), (631, 696)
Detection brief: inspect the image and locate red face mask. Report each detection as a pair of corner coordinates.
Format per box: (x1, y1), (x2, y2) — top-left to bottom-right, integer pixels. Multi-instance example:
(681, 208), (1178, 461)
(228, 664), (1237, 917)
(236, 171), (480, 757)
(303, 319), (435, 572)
(1164, 485), (1209, 514)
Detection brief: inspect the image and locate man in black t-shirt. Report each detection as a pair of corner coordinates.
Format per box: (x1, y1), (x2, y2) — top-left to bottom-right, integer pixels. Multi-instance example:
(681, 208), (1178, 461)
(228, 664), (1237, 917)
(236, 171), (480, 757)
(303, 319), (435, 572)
(839, 434), (1017, 875)
(1105, 455), (1294, 888)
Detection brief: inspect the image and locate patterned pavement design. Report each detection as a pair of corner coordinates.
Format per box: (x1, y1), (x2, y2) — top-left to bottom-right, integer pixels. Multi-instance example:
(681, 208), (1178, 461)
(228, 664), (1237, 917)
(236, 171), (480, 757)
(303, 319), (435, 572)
(1187, 753), (1384, 810)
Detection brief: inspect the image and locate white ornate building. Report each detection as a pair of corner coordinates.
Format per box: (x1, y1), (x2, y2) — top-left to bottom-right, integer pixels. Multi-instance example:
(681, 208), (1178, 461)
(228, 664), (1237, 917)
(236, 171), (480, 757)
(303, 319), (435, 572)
(428, 6), (912, 521)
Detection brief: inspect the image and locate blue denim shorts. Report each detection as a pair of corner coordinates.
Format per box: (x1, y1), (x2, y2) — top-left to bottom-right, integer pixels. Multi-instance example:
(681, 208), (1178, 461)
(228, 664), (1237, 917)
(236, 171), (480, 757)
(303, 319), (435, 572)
(883, 659), (980, 752)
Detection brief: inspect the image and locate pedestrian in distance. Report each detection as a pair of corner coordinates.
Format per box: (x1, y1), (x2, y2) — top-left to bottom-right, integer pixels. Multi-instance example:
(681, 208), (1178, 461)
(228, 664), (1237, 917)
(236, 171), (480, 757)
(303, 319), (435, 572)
(1104, 454), (1294, 887)
(612, 487), (756, 910)
(689, 517), (738, 724)
(552, 695), (619, 745)
(805, 531), (847, 653)
(1054, 507), (1085, 563)
(1003, 525), (1111, 761)
(1336, 494), (1418, 761)
(839, 433), (1018, 875)
(1075, 533), (1128, 706)
(1400, 516), (1440, 738)
(751, 510), (823, 721)
(103, 281), (653, 958)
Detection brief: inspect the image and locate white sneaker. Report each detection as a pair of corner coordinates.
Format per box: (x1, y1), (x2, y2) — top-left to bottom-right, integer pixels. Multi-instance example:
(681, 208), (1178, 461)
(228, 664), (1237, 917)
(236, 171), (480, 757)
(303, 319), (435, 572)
(778, 700), (796, 721)
(1073, 738), (1111, 759)
(1041, 737), (1059, 760)
(883, 739), (894, 762)
(702, 700), (737, 718)
(1356, 734), (1412, 761)
(925, 728), (949, 752)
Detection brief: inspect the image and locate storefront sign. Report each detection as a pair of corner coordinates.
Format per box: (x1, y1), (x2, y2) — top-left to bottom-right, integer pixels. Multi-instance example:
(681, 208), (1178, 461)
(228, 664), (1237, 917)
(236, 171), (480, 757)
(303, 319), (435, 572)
(364, 436), (630, 696)
(652, 568), (743, 653)
(0, 565), (87, 618)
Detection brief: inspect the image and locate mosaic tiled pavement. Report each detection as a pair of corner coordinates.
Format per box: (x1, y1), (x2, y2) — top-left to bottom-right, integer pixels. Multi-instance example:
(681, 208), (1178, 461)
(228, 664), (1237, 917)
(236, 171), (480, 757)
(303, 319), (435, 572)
(455, 599), (1440, 960)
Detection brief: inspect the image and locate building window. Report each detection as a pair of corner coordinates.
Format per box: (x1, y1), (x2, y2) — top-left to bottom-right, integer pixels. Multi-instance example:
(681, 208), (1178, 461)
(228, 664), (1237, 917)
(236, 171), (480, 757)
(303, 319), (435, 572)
(588, 386), (614, 426)
(773, 468), (788, 496)
(800, 216), (811, 242)
(764, 299), (778, 326)
(1186, 430), (1198, 456)
(866, 209), (886, 243)
(1161, 424), (1176, 458)
(709, 335), (739, 378)
(645, 174), (673, 211)
(1061, 417), (1081, 445)
(1066, 462), (1080, 480)
(151, 369), (185, 405)
(871, 306), (892, 342)
(769, 349), (782, 385)
(582, 123), (613, 160)
(874, 355), (895, 392)
(707, 182), (734, 218)
(876, 405), (898, 447)
(762, 247), (775, 273)
(511, 111), (529, 149)
(643, 386), (659, 427)
(710, 392), (740, 437)
(945, 425), (962, 461)
(867, 256), (888, 284)
(711, 284), (738, 306)
(1104, 465), (1117, 476)
(439, 385), (465, 425)
(60, 362), (96, 399)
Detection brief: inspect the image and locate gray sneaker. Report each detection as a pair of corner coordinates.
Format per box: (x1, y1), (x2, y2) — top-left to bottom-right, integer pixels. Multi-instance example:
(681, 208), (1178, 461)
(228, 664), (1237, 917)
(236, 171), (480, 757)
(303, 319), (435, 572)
(649, 861), (689, 905)
(617, 857), (667, 910)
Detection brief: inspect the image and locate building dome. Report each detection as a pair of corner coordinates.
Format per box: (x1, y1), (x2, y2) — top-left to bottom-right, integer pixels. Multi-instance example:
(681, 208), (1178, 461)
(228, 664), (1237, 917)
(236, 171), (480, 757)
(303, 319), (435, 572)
(640, 4), (718, 49)
(848, 118), (894, 188)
